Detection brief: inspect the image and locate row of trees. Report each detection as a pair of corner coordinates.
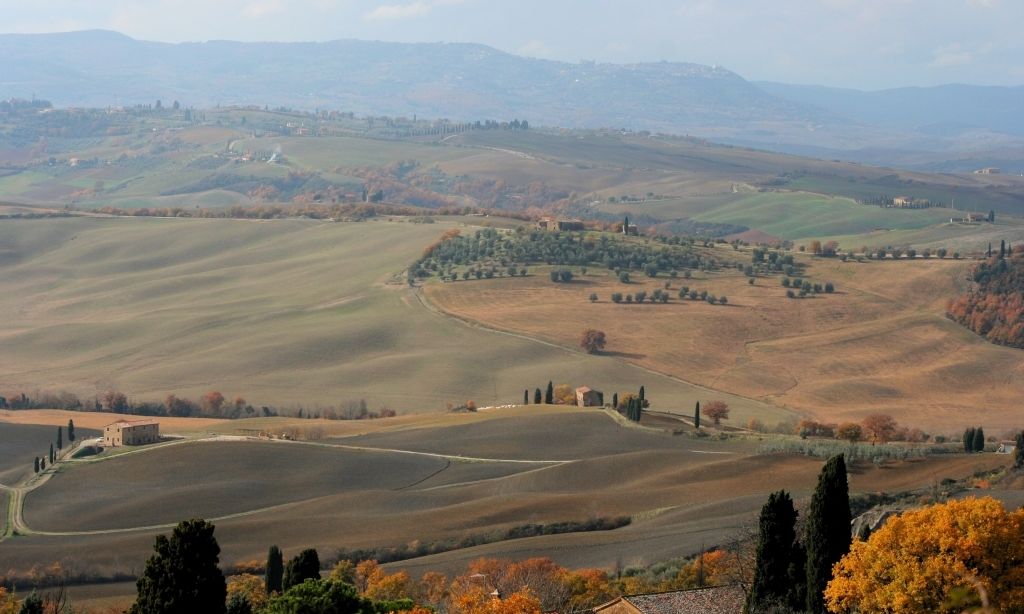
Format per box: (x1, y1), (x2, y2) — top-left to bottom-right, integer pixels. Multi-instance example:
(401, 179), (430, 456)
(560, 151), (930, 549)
(32, 422), (74, 475)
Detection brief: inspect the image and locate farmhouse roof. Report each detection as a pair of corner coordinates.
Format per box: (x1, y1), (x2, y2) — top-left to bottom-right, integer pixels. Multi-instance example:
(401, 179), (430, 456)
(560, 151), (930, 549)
(106, 419), (159, 428)
(594, 586), (745, 614)
(576, 386), (593, 393)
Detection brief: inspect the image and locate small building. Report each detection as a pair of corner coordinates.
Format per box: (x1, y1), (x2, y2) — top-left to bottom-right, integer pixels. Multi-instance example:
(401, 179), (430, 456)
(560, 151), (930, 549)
(623, 223), (639, 236)
(975, 167), (1001, 174)
(103, 419), (160, 447)
(575, 386), (604, 407)
(893, 196), (913, 207)
(997, 441), (1017, 455)
(536, 217), (585, 231)
(594, 586), (746, 614)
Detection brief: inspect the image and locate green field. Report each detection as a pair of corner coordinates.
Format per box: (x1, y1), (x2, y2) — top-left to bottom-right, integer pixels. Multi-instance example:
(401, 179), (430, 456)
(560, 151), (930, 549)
(0, 216), (784, 419)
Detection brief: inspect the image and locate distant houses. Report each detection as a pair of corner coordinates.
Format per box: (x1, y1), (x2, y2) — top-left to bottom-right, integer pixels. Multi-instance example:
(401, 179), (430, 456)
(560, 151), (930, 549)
(103, 419), (160, 447)
(974, 167), (1001, 175)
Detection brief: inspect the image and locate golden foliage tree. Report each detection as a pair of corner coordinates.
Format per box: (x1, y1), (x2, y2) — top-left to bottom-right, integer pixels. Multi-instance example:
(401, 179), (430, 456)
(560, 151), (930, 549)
(703, 400), (730, 427)
(861, 414), (897, 444)
(825, 497), (1024, 613)
(226, 573), (269, 611)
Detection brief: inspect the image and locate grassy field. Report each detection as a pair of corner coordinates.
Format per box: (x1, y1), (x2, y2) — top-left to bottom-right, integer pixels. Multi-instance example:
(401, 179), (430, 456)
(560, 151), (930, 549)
(0, 216), (770, 417)
(0, 406), (1007, 610)
(425, 250), (1024, 433)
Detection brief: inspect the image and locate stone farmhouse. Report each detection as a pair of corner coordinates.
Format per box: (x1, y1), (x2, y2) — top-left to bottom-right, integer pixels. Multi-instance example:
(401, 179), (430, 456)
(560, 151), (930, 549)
(593, 586), (746, 614)
(103, 419), (160, 447)
(575, 386), (604, 407)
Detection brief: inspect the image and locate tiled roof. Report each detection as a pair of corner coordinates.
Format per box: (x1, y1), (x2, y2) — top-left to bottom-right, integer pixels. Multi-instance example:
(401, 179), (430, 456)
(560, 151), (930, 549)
(106, 419), (159, 428)
(621, 586), (746, 614)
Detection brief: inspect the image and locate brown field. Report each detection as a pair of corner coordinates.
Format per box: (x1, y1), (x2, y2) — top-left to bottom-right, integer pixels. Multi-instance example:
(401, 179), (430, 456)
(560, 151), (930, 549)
(0, 409), (226, 432)
(1, 406), (1009, 611)
(425, 251), (1024, 433)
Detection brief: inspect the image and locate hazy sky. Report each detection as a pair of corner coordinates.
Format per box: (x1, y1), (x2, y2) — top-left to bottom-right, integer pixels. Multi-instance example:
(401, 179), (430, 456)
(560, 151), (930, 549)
(2, 0), (1021, 89)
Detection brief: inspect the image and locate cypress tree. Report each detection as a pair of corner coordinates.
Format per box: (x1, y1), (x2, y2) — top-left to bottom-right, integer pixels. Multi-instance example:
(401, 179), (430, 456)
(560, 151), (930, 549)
(49, 443), (54, 464)
(545, 381), (554, 405)
(33, 457), (39, 473)
(1000, 240), (1006, 258)
(18, 592), (43, 614)
(68, 419), (76, 443)
(748, 490), (799, 613)
(57, 426), (63, 450)
(694, 401), (701, 429)
(534, 388), (542, 404)
(130, 519), (226, 614)
(40, 458), (45, 470)
(266, 545), (284, 595)
(638, 386), (645, 405)
(964, 427), (976, 453)
(805, 455), (851, 614)
(973, 426), (986, 452)
(283, 548), (320, 590)
(523, 389), (529, 405)
(1014, 431), (1024, 469)
(612, 393), (618, 410)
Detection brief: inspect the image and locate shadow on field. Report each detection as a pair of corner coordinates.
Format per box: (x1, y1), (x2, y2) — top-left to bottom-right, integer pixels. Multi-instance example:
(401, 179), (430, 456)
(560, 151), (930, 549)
(601, 350), (646, 359)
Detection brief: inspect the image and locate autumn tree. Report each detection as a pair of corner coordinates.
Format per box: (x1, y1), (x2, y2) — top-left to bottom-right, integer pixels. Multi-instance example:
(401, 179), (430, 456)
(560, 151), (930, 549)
(201, 391), (226, 416)
(130, 518), (227, 614)
(703, 401), (729, 427)
(825, 497), (1024, 613)
(227, 574), (268, 611)
(861, 414), (896, 445)
(835, 423), (863, 444)
(805, 455), (851, 614)
(579, 329), (607, 354)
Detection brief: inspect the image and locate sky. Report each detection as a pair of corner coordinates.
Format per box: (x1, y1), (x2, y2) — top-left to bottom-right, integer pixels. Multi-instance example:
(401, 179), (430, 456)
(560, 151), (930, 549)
(1, 0), (1022, 90)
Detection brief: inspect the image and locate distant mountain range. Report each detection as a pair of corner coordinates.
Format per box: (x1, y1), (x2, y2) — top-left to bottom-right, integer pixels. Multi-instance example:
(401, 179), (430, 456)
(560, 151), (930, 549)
(1, 30), (1022, 171)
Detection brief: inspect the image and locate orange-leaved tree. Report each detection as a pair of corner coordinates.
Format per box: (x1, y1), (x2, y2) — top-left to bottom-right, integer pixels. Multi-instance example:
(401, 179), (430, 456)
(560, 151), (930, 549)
(703, 401), (730, 427)
(861, 414), (896, 444)
(825, 497), (1024, 613)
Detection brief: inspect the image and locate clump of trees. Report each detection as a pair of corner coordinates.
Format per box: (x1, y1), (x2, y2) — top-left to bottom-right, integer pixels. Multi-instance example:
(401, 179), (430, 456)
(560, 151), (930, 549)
(947, 250), (1024, 348)
(963, 426), (987, 452)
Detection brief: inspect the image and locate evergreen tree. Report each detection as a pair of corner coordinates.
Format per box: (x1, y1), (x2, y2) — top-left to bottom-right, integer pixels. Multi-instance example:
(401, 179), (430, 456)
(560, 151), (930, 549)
(748, 491), (799, 613)
(49, 443), (54, 464)
(33, 457), (39, 473)
(787, 542), (807, 610)
(266, 545), (284, 595)
(39, 458), (45, 470)
(612, 393), (618, 410)
(694, 401), (701, 429)
(18, 592), (43, 614)
(57, 426), (63, 450)
(226, 594), (252, 614)
(68, 419), (75, 443)
(130, 518), (227, 614)
(1000, 240), (1006, 259)
(964, 427), (976, 453)
(523, 389), (529, 405)
(638, 386), (645, 406)
(1014, 431), (1024, 469)
(283, 548), (320, 590)
(805, 455), (851, 614)
(973, 426), (986, 452)
(533, 388), (542, 404)
(545, 381), (554, 405)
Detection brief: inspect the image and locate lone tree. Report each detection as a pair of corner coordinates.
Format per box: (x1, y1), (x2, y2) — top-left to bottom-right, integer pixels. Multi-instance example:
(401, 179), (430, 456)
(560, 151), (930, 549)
(67, 419), (75, 443)
(545, 381), (554, 405)
(703, 400), (729, 427)
(579, 329), (607, 354)
(130, 518), (227, 614)
(694, 401), (700, 429)
(748, 490), (802, 613)
(861, 414), (896, 445)
(283, 548), (321, 591)
(805, 455), (851, 614)
(266, 545), (284, 595)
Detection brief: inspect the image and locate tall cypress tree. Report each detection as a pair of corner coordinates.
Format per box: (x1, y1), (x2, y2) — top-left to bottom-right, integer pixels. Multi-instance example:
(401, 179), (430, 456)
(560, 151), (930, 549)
(34, 457), (39, 473)
(545, 381), (554, 405)
(534, 388), (542, 404)
(694, 401), (701, 429)
(266, 545), (284, 595)
(964, 427), (976, 453)
(68, 419), (76, 443)
(523, 389), (529, 405)
(1000, 240), (1006, 258)
(1014, 431), (1024, 469)
(748, 490), (799, 613)
(612, 393), (618, 410)
(638, 386), (645, 405)
(49, 443), (54, 464)
(57, 426), (63, 450)
(805, 455), (851, 614)
(973, 427), (986, 452)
